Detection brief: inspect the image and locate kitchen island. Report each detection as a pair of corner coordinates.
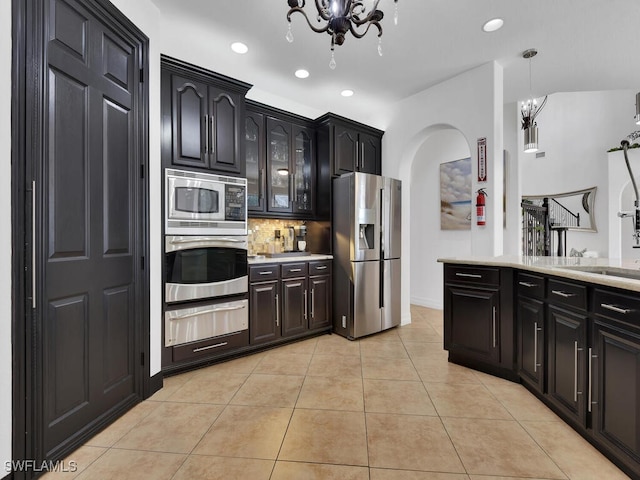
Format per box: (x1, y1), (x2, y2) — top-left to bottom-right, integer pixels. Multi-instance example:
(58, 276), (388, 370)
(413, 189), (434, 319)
(439, 255), (640, 480)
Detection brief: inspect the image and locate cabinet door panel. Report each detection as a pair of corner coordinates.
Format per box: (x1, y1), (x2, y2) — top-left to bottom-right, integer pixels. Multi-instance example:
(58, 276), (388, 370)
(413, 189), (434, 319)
(358, 132), (381, 174)
(309, 275), (331, 330)
(518, 297), (544, 391)
(209, 87), (242, 175)
(444, 285), (499, 364)
(267, 117), (292, 213)
(249, 281), (280, 344)
(245, 111), (265, 212)
(292, 124), (314, 214)
(171, 75), (207, 168)
(592, 323), (640, 467)
(282, 278), (307, 337)
(334, 125), (357, 175)
(547, 305), (587, 426)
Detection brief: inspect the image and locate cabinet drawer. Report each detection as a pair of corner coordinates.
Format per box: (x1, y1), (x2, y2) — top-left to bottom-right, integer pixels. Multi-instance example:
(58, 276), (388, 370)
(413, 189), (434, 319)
(517, 272), (545, 299)
(281, 262), (308, 278)
(547, 278), (587, 311)
(309, 260), (332, 276)
(249, 264), (279, 282)
(593, 288), (640, 330)
(171, 330), (249, 363)
(445, 265), (499, 287)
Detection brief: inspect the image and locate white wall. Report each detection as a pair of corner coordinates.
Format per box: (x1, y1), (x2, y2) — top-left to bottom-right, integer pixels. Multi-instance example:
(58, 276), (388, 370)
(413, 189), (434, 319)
(1, 0), (12, 471)
(410, 129), (471, 309)
(518, 90), (636, 256)
(383, 62), (504, 317)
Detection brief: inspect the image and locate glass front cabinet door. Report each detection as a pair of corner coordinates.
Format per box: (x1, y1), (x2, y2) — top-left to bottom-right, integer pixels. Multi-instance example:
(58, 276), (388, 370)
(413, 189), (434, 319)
(293, 125), (314, 214)
(267, 117), (292, 213)
(245, 111), (265, 212)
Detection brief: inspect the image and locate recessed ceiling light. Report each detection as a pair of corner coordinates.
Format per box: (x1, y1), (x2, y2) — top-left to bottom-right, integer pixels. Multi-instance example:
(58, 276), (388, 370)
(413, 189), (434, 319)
(295, 69), (310, 79)
(482, 18), (504, 33)
(341, 89), (354, 97)
(230, 42), (248, 54)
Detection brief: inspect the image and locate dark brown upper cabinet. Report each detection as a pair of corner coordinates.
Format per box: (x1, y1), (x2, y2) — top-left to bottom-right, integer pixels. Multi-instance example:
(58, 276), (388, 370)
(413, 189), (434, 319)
(161, 55), (252, 177)
(245, 101), (316, 218)
(316, 113), (384, 177)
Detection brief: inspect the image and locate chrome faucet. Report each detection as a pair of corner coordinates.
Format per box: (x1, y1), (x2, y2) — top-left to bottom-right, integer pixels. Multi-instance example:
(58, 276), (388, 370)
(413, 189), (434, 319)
(618, 138), (640, 248)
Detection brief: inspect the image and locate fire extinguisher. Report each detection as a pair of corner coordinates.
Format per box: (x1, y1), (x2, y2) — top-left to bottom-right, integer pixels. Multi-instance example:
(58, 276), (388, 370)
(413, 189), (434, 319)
(476, 188), (488, 226)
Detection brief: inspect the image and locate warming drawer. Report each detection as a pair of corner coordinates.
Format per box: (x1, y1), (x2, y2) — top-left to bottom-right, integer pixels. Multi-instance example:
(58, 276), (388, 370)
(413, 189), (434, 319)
(165, 299), (248, 347)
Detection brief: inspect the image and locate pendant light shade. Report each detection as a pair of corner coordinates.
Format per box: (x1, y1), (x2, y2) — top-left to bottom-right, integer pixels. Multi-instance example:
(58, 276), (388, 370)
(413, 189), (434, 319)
(523, 125), (539, 153)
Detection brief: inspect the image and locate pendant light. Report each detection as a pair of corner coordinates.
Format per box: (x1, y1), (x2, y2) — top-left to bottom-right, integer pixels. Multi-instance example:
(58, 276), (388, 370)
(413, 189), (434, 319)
(521, 49), (547, 153)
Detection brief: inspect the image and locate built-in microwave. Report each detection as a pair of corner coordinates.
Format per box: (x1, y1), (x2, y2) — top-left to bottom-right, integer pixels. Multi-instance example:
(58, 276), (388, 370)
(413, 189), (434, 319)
(165, 168), (247, 236)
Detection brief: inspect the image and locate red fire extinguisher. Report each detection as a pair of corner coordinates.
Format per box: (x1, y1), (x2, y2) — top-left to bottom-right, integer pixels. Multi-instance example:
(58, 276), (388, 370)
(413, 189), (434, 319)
(476, 188), (488, 226)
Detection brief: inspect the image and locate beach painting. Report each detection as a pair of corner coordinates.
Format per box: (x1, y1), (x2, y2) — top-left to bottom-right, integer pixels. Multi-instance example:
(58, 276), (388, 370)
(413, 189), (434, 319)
(440, 157), (472, 230)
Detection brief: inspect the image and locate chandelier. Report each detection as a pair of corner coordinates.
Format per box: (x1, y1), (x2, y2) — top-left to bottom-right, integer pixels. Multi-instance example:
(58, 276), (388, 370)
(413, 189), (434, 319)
(521, 48), (547, 153)
(285, 0), (399, 69)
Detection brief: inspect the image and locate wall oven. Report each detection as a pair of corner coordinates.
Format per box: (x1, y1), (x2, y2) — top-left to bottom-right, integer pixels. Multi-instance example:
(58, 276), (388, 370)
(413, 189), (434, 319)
(165, 235), (248, 304)
(166, 168), (247, 236)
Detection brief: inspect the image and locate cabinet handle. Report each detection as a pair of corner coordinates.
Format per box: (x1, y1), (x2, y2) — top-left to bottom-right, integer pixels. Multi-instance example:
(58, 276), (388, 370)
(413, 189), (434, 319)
(519, 281), (537, 288)
(289, 173), (295, 205)
(32, 180), (36, 309)
(193, 341), (228, 353)
(533, 321), (542, 373)
(492, 306), (497, 348)
(311, 288), (315, 319)
(275, 293), (280, 327)
(170, 304), (246, 320)
(315, 265), (328, 270)
(354, 141), (359, 169)
(304, 289), (308, 320)
(600, 303), (632, 314)
(361, 142), (365, 170)
(210, 114), (215, 153)
(259, 168), (264, 201)
(289, 268), (302, 273)
(259, 271), (273, 275)
(552, 290), (576, 298)
(204, 115), (209, 154)
(588, 347), (599, 413)
(574, 341), (583, 402)
(456, 272), (482, 279)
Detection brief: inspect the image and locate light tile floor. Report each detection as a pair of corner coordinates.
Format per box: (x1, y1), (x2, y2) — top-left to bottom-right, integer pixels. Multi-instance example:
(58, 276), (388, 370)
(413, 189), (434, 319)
(42, 306), (631, 479)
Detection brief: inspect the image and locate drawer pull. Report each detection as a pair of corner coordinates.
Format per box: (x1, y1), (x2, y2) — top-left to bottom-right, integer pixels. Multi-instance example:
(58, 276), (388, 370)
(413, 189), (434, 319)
(171, 305), (246, 320)
(519, 281), (537, 288)
(600, 303), (632, 315)
(552, 290), (577, 298)
(315, 265), (328, 270)
(259, 271), (273, 275)
(456, 273), (482, 279)
(193, 341), (228, 353)
(289, 268), (302, 272)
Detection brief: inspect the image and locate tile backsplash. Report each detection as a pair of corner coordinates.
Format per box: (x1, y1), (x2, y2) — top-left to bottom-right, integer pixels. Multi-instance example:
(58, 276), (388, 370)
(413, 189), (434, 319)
(248, 218), (305, 255)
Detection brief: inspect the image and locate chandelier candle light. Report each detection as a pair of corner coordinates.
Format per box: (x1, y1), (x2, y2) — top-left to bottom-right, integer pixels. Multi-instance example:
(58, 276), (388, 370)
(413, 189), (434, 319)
(286, 0), (399, 70)
(521, 48), (547, 153)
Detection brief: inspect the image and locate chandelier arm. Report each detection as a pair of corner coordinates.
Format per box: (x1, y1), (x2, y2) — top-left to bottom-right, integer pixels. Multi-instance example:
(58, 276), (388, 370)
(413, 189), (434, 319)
(287, 7), (331, 33)
(349, 20), (382, 39)
(350, 0), (382, 26)
(530, 95), (548, 123)
(314, 0), (331, 21)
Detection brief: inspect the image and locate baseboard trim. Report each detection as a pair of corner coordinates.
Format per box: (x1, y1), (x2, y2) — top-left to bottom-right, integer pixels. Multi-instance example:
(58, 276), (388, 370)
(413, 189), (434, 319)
(410, 296), (443, 310)
(400, 313), (412, 326)
(146, 372), (163, 400)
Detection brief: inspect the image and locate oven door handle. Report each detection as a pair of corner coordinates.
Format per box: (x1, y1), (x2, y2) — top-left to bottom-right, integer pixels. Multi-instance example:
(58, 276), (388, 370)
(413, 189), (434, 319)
(170, 237), (246, 244)
(169, 304), (247, 320)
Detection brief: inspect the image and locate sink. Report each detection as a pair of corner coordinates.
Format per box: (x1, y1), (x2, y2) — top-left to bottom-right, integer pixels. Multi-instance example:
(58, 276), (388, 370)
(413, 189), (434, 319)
(556, 265), (640, 281)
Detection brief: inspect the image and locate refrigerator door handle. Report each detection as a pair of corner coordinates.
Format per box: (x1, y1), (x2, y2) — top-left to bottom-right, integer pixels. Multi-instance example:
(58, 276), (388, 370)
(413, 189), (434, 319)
(380, 260), (385, 308)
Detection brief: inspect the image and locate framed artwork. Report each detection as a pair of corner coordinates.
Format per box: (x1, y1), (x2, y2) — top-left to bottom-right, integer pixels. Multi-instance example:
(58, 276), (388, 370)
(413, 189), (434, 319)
(440, 157), (472, 230)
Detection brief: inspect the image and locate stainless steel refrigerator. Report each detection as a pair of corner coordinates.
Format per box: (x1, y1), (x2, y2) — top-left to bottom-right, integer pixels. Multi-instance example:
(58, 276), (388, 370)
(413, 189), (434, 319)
(332, 172), (401, 339)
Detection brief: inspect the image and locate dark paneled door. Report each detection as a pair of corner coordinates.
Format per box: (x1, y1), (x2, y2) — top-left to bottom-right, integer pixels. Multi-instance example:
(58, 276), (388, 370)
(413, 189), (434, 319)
(40, 0), (145, 460)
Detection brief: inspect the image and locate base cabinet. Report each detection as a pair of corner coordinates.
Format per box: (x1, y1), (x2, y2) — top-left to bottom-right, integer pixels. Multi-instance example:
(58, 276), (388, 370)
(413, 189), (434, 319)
(249, 280), (280, 345)
(309, 274), (331, 330)
(281, 277), (308, 337)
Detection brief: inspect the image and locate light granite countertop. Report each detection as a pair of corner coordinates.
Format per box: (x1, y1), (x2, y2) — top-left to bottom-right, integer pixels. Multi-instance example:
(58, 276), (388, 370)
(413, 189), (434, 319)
(438, 255), (640, 293)
(248, 253), (333, 265)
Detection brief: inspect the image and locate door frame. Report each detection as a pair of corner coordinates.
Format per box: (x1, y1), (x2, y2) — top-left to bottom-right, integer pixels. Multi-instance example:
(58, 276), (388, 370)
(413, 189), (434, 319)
(11, 0), (150, 476)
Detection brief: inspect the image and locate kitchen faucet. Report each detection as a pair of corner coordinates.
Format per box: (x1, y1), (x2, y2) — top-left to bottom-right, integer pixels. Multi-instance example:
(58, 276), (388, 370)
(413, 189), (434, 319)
(617, 137), (640, 247)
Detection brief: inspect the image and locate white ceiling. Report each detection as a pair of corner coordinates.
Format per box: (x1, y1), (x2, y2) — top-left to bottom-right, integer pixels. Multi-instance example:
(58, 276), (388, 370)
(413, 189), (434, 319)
(149, 0), (640, 127)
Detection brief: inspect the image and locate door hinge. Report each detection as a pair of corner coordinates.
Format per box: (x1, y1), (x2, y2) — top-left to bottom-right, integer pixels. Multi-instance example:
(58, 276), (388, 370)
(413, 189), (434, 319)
(140, 164), (144, 179)
(140, 352), (145, 366)
(139, 68), (144, 82)
(140, 256), (145, 270)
